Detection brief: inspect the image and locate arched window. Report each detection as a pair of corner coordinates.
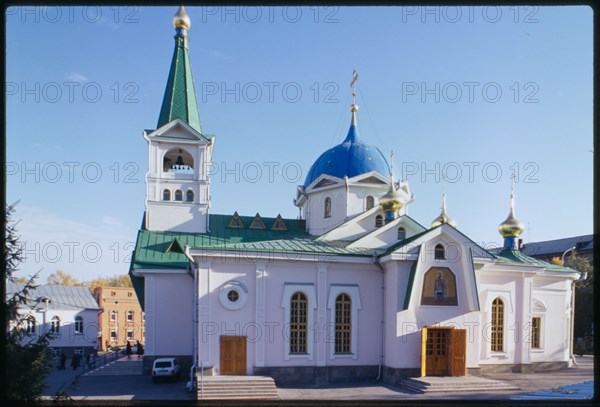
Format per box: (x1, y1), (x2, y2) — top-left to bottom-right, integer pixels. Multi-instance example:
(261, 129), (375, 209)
(491, 297), (504, 352)
(51, 316), (60, 334)
(163, 148), (194, 172)
(162, 189), (171, 201)
(290, 292), (308, 354)
(375, 215), (383, 228)
(366, 196), (375, 210)
(26, 316), (36, 335)
(434, 244), (445, 260)
(335, 293), (352, 354)
(397, 227), (406, 240)
(126, 310), (134, 322)
(324, 197), (332, 218)
(174, 189), (183, 201)
(531, 317), (541, 349)
(110, 310), (117, 322)
(186, 190), (194, 202)
(74, 316), (83, 334)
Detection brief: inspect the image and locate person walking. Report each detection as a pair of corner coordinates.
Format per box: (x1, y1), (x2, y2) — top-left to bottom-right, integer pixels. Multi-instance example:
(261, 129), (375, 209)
(136, 340), (143, 359)
(71, 354), (79, 370)
(59, 352), (67, 370)
(126, 341), (132, 359)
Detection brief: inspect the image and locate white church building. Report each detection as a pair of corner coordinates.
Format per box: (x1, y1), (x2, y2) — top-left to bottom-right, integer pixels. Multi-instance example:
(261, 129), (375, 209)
(129, 7), (581, 385)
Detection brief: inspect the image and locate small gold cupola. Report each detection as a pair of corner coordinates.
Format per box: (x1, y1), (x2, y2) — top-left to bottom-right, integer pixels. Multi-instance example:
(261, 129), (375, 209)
(173, 5), (191, 32)
(431, 192), (457, 228)
(498, 175), (525, 250)
(498, 192), (525, 238)
(379, 151), (403, 220)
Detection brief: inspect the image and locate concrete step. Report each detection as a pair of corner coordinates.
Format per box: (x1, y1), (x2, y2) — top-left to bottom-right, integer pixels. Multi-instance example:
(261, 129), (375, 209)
(196, 376), (279, 400)
(398, 377), (519, 394)
(84, 359), (143, 376)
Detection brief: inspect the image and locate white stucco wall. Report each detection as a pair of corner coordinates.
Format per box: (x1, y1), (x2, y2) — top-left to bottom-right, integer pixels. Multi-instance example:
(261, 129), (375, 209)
(19, 308), (99, 350)
(194, 257), (383, 375)
(144, 272), (194, 356)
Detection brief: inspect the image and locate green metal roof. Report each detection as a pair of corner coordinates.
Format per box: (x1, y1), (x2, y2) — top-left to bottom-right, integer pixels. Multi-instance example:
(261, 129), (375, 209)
(131, 214), (313, 269)
(201, 238), (373, 257)
(495, 248), (577, 272)
(157, 33), (202, 133)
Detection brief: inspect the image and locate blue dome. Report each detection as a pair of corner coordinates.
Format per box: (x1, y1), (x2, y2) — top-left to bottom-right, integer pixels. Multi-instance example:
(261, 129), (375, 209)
(303, 123), (390, 188)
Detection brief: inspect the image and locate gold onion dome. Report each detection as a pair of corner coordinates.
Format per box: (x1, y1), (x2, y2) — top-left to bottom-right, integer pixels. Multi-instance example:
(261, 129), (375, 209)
(379, 179), (403, 213)
(498, 193), (525, 238)
(431, 193), (457, 228)
(173, 5), (191, 31)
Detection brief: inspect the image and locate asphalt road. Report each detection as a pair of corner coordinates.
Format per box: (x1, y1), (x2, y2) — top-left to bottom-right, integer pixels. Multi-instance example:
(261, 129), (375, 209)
(41, 355), (594, 401)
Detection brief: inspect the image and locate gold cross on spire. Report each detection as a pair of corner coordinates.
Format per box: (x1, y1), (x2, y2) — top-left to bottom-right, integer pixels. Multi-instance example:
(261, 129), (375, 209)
(510, 170), (516, 198)
(351, 69), (358, 105)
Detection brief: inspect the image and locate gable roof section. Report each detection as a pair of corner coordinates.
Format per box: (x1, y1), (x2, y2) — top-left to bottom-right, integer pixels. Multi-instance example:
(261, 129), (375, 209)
(146, 119), (210, 142)
(495, 248), (577, 272)
(347, 214), (427, 249)
(6, 283), (99, 311)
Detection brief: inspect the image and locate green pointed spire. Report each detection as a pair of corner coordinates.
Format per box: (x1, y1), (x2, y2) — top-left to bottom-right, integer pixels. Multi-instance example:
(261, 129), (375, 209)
(157, 6), (202, 133)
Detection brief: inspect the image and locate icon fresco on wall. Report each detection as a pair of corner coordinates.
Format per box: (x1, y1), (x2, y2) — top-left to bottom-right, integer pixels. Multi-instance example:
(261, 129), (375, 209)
(421, 267), (458, 306)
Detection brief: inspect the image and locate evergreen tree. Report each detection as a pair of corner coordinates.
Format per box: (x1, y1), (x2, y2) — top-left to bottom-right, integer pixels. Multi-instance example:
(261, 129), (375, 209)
(4, 203), (53, 400)
(567, 252), (594, 342)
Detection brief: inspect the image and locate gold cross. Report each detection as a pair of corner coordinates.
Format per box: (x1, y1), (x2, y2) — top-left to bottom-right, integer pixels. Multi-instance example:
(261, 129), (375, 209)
(351, 69), (358, 105)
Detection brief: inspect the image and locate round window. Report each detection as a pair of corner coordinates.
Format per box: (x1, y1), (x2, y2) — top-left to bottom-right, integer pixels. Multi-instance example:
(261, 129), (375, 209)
(219, 281), (248, 310)
(227, 289), (239, 302)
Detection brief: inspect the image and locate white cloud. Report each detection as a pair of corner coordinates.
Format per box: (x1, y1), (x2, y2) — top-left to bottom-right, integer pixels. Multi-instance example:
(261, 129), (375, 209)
(102, 215), (124, 228)
(12, 206), (136, 283)
(65, 72), (88, 82)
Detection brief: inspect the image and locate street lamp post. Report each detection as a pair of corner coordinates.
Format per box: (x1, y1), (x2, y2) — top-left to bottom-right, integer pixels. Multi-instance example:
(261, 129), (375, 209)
(562, 246), (576, 265)
(563, 246), (588, 366)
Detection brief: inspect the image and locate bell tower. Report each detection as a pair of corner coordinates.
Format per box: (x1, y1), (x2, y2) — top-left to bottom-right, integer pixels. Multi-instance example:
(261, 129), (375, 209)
(143, 5), (214, 233)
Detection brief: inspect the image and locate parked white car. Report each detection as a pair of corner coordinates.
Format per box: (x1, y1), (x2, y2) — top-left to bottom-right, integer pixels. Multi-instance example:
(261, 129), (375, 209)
(152, 357), (181, 382)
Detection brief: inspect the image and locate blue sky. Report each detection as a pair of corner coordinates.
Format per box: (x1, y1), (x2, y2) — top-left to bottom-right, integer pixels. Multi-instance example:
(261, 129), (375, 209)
(6, 6), (593, 282)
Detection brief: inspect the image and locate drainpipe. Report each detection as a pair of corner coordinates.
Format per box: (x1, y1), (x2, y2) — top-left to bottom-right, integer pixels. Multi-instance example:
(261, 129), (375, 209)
(184, 245), (198, 391)
(373, 253), (385, 381)
(570, 271), (588, 366)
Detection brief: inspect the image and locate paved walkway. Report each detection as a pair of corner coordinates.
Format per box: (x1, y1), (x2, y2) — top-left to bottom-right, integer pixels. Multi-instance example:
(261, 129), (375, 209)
(42, 355), (594, 400)
(43, 360), (84, 398)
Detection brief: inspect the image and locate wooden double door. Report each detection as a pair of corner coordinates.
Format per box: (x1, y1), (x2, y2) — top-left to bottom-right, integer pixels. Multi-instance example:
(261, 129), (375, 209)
(421, 327), (466, 377)
(220, 336), (247, 375)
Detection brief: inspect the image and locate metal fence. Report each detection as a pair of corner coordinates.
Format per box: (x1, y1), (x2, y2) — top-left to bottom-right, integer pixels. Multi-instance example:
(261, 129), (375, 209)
(81, 349), (125, 374)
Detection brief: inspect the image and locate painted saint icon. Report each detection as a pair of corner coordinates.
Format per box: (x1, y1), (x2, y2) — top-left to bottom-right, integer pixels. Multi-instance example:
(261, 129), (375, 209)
(421, 267), (457, 306)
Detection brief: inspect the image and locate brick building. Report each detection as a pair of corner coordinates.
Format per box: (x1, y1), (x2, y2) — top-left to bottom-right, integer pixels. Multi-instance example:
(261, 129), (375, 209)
(94, 287), (145, 351)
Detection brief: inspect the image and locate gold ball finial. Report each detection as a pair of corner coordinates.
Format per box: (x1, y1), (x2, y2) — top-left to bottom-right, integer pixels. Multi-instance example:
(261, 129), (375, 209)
(379, 183), (403, 213)
(173, 5), (191, 31)
(431, 193), (457, 228)
(498, 210), (525, 238)
(498, 194), (525, 238)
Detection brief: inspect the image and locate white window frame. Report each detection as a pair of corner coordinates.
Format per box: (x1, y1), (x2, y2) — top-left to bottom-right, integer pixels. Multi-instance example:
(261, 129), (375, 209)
(110, 329), (118, 342)
(531, 298), (546, 352)
(219, 281), (248, 311)
(126, 310), (134, 322)
(74, 316), (84, 334)
(51, 316), (61, 334)
(25, 315), (36, 335)
(110, 310), (118, 322)
(281, 284), (317, 361)
(327, 285), (361, 360)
